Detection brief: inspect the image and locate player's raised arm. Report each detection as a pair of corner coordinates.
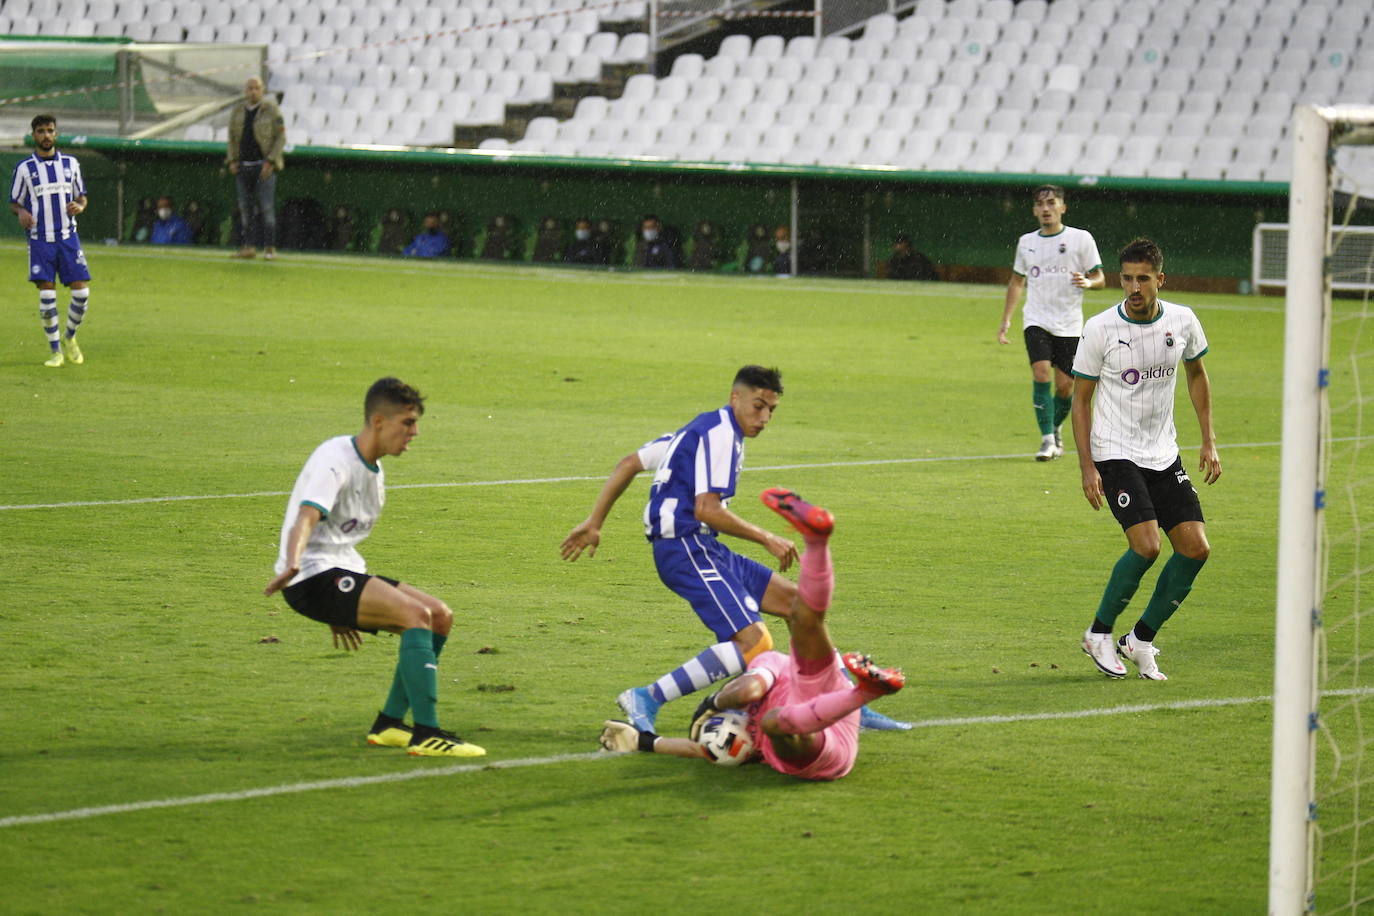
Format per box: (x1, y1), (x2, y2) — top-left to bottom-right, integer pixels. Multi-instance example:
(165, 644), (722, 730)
(561, 451), (647, 561)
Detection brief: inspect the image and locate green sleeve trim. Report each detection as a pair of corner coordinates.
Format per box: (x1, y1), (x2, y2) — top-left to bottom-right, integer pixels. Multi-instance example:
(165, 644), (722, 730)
(301, 499), (329, 519)
(1072, 370), (1099, 380)
(1185, 347), (1209, 362)
(1088, 264), (1103, 274)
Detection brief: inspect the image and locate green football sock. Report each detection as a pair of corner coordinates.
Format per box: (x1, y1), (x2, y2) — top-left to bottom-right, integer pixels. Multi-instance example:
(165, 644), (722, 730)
(1033, 380), (1053, 435)
(1140, 553), (1207, 633)
(1053, 395), (1073, 431)
(1094, 549), (1156, 629)
(397, 627), (440, 728)
(382, 631), (450, 720)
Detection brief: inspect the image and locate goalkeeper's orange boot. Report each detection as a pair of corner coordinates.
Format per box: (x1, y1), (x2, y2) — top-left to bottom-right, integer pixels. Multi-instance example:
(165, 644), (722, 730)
(760, 487), (833, 540)
(842, 652), (905, 695)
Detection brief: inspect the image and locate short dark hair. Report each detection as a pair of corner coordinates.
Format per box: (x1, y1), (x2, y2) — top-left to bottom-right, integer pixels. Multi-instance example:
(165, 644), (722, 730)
(1119, 237), (1164, 271)
(1033, 184), (1064, 202)
(733, 365), (783, 394)
(31, 114), (56, 131)
(364, 377), (425, 420)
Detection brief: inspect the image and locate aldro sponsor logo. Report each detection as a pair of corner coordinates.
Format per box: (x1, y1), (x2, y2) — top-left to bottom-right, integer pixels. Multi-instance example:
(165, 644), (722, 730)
(1120, 365), (1175, 385)
(1029, 264), (1074, 279)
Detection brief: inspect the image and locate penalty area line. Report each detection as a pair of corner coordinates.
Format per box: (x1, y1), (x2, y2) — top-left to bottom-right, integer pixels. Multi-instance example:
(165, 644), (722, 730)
(7, 687), (1373, 829)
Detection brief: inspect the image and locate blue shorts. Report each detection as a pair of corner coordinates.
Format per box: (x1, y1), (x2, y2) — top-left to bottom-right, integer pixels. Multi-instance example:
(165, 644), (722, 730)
(28, 234), (91, 286)
(652, 533), (772, 641)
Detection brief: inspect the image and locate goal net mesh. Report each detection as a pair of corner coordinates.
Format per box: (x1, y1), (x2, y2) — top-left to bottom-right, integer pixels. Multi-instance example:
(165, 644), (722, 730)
(1312, 141), (1374, 915)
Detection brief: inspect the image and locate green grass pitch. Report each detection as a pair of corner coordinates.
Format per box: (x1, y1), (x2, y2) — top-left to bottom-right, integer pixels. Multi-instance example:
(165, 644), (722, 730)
(0, 242), (1336, 912)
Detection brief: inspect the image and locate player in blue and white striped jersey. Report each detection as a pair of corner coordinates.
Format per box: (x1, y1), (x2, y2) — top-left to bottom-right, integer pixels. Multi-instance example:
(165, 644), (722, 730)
(9, 114), (92, 368)
(561, 366), (912, 734)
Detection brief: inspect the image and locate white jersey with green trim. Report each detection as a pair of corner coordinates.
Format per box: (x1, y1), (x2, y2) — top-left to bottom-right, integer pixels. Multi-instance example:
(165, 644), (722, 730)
(1012, 225), (1102, 337)
(275, 435), (386, 584)
(1072, 299), (1209, 471)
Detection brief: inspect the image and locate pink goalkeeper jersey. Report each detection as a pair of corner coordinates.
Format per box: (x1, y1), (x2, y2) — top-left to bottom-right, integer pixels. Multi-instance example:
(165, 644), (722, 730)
(745, 650), (860, 781)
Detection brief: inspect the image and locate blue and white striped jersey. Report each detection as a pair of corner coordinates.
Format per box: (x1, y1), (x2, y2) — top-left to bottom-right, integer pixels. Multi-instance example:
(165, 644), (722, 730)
(643, 406), (745, 540)
(10, 151), (85, 242)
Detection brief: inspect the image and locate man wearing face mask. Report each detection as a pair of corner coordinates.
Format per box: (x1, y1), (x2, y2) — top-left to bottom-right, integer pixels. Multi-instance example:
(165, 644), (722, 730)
(771, 225), (793, 276)
(635, 214), (680, 269)
(563, 216), (607, 265)
(149, 196), (192, 245)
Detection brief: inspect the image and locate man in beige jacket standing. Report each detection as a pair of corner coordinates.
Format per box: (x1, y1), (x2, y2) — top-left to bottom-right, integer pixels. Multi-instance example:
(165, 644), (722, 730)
(226, 77), (286, 260)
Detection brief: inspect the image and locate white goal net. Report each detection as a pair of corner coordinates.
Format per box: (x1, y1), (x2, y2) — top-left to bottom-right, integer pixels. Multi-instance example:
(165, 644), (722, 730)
(1271, 105), (1374, 916)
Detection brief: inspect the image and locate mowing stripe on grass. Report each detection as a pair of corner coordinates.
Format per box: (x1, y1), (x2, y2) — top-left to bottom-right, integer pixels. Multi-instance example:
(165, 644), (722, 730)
(0, 438), (1295, 512)
(6, 687), (1371, 829)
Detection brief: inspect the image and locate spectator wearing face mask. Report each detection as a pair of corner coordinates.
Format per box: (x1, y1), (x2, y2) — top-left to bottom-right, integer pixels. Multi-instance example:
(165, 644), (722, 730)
(563, 216), (608, 265)
(772, 225), (793, 276)
(634, 214), (680, 269)
(149, 195), (193, 245)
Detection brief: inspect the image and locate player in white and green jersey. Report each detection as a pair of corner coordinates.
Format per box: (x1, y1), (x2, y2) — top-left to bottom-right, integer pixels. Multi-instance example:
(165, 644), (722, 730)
(1070, 238), (1221, 680)
(998, 185), (1105, 460)
(264, 377), (485, 757)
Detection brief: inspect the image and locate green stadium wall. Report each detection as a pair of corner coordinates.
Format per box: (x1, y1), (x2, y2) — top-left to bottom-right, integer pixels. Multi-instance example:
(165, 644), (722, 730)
(0, 138), (1310, 288)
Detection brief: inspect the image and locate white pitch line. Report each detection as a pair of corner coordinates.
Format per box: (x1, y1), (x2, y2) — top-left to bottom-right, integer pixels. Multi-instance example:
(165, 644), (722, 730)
(6, 687), (1372, 830)
(0, 751), (611, 828)
(0, 439), (1290, 512)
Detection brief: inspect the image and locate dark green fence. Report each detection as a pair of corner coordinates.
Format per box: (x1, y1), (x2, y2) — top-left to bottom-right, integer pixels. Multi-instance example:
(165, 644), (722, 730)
(2, 136), (1306, 286)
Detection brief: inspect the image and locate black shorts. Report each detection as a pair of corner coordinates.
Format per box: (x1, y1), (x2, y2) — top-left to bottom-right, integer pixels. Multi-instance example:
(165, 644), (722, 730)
(282, 568), (400, 633)
(1096, 457), (1205, 533)
(1024, 325), (1078, 378)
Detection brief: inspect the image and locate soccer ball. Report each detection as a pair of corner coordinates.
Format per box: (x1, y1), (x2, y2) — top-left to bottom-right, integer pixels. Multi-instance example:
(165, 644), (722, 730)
(697, 709), (754, 766)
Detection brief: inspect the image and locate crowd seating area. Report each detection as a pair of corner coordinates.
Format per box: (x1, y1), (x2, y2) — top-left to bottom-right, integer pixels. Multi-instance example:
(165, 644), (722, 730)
(1, 0), (650, 146)
(3, 0), (1373, 184)
(501, 0), (1372, 183)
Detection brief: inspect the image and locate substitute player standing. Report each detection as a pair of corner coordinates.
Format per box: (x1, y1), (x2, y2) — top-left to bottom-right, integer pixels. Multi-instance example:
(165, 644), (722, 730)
(264, 377), (485, 757)
(998, 185), (1105, 460)
(1071, 238), (1221, 680)
(9, 114), (91, 368)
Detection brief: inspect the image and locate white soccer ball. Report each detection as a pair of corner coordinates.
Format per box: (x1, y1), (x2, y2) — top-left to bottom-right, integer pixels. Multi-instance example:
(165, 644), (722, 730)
(697, 709), (754, 766)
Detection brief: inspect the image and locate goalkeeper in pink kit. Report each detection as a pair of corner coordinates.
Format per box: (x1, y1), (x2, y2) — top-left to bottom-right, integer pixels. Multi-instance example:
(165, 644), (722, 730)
(600, 488), (904, 780)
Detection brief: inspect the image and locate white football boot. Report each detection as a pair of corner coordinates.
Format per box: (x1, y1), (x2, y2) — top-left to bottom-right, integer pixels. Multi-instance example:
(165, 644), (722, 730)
(1117, 632), (1168, 680)
(1035, 434), (1058, 461)
(1082, 629), (1127, 678)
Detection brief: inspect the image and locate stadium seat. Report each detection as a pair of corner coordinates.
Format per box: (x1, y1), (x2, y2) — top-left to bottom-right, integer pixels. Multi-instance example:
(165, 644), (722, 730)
(753, 34), (785, 61)
(1039, 135), (1086, 174)
(966, 133), (1011, 173)
(865, 130), (904, 165)
(671, 53), (705, 80)
(896, 133), (937, 170)
(612, 33), (650, 65)
(1002, 133), (1050, 173)
(785, 35), (818, 60)
(817, 36), (851, 62)
(1078, 136), (1122, 174)
(879, 105), (920, 135)
(827, 131), (868, 166)
(985, 109), (1026, 136)
(927, 131), (976, 171)
(719, 34), (751, 61)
